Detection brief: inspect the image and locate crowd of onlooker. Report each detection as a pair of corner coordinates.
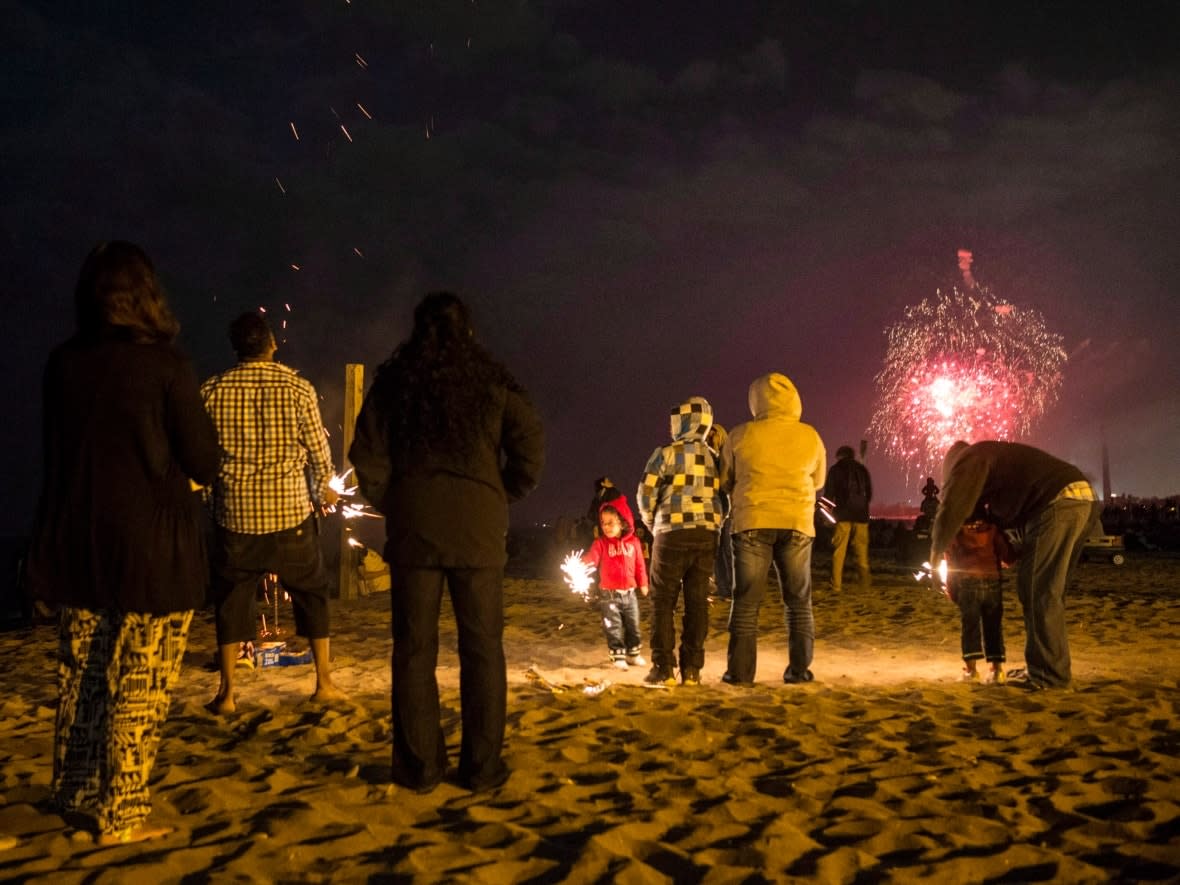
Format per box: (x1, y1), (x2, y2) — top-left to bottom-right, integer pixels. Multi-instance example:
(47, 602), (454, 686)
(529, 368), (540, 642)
(1098, 495), (1180, 551)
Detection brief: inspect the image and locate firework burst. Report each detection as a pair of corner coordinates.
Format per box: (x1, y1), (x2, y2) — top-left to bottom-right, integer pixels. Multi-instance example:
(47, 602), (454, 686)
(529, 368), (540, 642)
(869, 264), (1066, 486)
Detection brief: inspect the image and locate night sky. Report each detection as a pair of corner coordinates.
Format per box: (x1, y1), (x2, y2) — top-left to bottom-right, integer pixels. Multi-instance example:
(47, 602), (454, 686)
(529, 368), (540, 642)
(3, 1), (1178, 537)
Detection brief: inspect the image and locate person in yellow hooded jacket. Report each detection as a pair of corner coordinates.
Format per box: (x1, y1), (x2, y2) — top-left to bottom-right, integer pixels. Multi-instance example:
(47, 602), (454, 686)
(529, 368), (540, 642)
(719, 373), (826, 685)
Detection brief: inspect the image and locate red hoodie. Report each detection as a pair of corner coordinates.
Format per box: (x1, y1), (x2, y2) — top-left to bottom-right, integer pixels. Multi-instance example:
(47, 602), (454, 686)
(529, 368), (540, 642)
(581, 495), (649, 591)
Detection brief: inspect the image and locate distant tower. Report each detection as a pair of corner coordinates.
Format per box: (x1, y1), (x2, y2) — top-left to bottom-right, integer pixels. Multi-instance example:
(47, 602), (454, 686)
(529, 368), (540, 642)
(1100, 433), (1112, 501)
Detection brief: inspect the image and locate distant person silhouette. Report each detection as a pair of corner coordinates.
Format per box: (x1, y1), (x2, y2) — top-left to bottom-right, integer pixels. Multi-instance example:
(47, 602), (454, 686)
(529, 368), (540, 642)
(823, 445), (873, 592)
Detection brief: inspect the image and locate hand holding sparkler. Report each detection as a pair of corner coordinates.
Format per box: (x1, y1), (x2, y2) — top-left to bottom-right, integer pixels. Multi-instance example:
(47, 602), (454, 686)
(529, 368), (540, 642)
(326, 469), (382, 519)
(560, 551), (596, 599)
(913, 558), (950, 598)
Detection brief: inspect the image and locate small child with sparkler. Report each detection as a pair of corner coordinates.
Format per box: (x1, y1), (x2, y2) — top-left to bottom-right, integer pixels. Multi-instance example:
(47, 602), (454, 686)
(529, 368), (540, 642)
(581, 494), (649, 670)
(945, 505), (1015, 684)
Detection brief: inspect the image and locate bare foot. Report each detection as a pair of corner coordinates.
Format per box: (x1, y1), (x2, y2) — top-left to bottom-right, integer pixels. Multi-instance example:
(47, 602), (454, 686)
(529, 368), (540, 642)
(205, 694), (237, 715)
(311, 683), (350, 705)
(98, 824), (174, 846)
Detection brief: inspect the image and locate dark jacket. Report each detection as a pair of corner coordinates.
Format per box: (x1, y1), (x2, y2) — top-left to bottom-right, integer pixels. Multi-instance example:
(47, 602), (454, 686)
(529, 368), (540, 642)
(930, 441), (1088, 559)
(349, 374), (545, 568)
(823, 456), (872, 523)
(27, 331), (220, 613)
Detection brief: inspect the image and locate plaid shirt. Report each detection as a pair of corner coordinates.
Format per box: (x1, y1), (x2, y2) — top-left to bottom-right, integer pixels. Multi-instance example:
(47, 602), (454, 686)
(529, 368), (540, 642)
(201, 360), (334, 534)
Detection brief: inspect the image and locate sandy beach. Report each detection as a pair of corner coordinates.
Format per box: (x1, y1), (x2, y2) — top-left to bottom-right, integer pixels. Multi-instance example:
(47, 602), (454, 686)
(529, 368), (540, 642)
(1, 548), (1178, 883)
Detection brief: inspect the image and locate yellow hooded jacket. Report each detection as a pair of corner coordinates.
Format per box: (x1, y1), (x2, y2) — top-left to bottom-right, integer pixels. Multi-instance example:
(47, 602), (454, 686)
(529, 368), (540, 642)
(721, 372), (826, 536)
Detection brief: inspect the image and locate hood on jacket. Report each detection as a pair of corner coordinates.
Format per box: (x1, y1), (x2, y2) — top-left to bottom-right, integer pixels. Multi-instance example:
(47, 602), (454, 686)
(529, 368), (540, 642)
(599, 493), (636, 537)
(669, 396), (714, 443)
(941, 440), (972, 484)
(748, 372), (802, 421)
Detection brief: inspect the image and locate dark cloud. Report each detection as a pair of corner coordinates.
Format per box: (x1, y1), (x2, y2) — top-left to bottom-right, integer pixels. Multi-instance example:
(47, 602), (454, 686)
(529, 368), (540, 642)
(3, 2), (1179, 536)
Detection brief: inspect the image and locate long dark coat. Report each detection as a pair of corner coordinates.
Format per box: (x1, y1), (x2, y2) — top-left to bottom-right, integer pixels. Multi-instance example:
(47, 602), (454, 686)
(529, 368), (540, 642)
(349, 377), (544, 569)
(26, 329), (220, 614)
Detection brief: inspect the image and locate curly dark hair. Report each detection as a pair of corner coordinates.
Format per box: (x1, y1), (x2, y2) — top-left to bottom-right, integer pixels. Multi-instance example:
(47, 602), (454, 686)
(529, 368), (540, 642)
(74, 241), (179, 343)
(374, 292), (523, 466)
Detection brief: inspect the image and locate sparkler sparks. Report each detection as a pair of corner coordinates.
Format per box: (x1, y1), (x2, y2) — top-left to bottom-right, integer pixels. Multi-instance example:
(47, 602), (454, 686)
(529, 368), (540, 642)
(914, 559), (948, 584)
(869, 268), (1065, 485)
(328, 469), (381, 519)
(817, 496), (837, 524)
(560, 551), (596, 598)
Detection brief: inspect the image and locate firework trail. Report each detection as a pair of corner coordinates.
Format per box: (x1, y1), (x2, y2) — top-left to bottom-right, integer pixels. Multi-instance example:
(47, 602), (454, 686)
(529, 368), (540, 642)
(869, 252), (1066, 487)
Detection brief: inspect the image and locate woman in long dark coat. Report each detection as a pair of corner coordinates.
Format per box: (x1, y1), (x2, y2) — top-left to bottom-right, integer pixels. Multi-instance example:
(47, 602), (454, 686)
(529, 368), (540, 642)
(349, 292), (544, 794)
(26, 241), (219, 844)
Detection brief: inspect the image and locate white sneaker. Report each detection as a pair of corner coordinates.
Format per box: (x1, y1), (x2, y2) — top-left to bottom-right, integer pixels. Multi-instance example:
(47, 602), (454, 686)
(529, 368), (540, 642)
(613, 658), (630, 670)
(626, 654), (647, 667)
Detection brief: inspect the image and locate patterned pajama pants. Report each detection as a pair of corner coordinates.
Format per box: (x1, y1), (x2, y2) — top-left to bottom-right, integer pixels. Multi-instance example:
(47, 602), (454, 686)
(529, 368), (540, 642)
(52, 607), (192, 835)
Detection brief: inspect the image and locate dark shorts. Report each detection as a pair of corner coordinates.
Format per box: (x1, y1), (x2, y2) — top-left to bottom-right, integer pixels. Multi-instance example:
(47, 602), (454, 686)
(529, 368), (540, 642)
(210, 515), (331, 644)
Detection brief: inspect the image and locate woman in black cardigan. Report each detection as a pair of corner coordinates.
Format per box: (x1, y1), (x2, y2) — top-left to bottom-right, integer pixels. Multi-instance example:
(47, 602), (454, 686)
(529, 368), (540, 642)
(26, 241), (219, 845)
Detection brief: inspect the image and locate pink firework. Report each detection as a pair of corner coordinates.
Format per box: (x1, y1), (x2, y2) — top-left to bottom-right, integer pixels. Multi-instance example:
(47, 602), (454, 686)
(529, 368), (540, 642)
(869, 256), (1065, 485)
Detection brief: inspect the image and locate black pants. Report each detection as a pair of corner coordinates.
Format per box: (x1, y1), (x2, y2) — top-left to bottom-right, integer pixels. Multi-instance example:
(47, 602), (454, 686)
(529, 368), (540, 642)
(388, 565), (507, 791)
(648, 528), (716, 671)
(210, 515), (331, 644)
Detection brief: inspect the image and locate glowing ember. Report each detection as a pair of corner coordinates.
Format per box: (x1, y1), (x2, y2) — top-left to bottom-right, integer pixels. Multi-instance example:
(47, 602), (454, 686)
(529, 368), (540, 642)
(869, 263), (1065, 484)
(329, 469), (358, 497)
(561, 551), (595, 597)
(914, 559), (949, 584)
(328, 469), (381, 519)
(817, 496), (837, 524)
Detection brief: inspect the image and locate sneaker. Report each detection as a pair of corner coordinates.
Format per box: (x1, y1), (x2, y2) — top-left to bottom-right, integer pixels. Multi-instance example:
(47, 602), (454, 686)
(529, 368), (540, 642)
(681, 667), (701, 686)
(992, 668), (1007, 685)
(626, 653), (647, 667)
(613, 658), (629, 670)
(783, 668), (814, 684)
(644, 665), (676, 685)
(961, 668), (980, 683)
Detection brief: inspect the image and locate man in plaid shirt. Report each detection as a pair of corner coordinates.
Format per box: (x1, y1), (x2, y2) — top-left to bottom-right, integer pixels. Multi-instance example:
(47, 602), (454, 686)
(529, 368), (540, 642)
(202, 312), (342, 714)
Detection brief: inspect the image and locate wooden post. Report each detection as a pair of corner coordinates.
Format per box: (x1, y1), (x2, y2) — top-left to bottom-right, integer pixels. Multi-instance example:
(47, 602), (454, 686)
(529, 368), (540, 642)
(339, 363), (364, 600)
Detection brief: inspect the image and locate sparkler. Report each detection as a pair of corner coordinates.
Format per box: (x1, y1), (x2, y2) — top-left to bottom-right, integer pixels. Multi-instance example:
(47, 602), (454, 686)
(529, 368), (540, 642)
(913, 559), (948, 584)
(869, 259), (1065, 485)
(328, 469), (382, 519)
(816, 496), (837, 524)
(561, 551), (596, 598)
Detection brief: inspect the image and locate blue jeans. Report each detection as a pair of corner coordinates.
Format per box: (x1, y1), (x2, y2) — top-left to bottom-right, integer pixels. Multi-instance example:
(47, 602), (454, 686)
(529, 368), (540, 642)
(598, 589), (642, 657)
(727, 528), (814, 683)
(714, 518), (735, 598)
(1016, 498), (1100, 687)
(648, 528), (716, 671)
(956, 576), (1005, 663)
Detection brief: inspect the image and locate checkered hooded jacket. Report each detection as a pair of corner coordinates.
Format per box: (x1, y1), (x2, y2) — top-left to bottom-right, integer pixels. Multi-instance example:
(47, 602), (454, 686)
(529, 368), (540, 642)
(637, 396), (725, 535)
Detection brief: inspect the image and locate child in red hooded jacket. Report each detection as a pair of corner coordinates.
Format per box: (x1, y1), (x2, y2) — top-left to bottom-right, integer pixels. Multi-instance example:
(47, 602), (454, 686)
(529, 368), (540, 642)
(582, 495), (649, 669)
